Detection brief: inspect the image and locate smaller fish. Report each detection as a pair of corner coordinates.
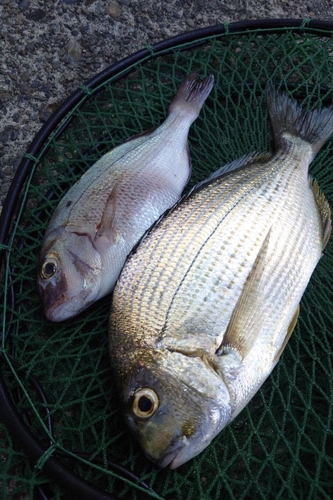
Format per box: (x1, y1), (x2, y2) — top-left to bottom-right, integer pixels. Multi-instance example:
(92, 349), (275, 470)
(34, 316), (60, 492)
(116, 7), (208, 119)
(38, 73), (214, 321)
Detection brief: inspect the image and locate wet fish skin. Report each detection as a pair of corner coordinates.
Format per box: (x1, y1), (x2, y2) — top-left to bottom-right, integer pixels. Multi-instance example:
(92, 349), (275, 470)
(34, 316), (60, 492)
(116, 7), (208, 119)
(109, 89), (332, 469)
(37, 73), (214, 322)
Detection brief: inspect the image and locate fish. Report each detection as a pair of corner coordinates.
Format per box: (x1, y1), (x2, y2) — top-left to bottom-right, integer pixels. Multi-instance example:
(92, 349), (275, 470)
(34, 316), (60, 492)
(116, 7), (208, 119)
(37, 73), (214, 322)
(109, 89), (332, 469)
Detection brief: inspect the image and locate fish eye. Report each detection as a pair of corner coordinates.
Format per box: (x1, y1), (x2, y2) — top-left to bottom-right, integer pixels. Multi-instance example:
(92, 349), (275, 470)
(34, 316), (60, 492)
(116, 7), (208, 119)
(132, 388), (159, 419)
(40, 257), (58, 279)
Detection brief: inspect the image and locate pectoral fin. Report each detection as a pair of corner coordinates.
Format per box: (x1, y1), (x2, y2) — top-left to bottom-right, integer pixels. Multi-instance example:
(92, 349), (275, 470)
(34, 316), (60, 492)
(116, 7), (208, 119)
(216, 228), (271, 360)
(95, 179), (122, 245)
(273, 305), (300, 363)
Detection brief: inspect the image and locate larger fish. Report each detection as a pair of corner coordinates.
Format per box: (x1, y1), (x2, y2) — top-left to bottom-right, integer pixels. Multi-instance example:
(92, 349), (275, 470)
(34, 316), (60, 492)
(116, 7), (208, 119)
(37, 73), (214, 321)
(109, 89), (332, 469)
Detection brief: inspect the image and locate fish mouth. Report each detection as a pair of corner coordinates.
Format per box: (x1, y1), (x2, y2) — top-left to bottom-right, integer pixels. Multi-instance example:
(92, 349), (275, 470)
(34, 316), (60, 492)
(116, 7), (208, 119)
(38, 261), (100, 320)
(42, 291), (68, 322)
(44, 291), (94, 322)
(39, 283), (91, 322)
(37, 279), (67, 322)
(154, 435), (189, 469)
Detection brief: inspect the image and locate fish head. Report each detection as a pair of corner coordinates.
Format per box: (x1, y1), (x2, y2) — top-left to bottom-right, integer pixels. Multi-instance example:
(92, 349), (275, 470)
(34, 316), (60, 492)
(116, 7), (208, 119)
(37, 228), (102, 321)
(119, 350), (232, 469)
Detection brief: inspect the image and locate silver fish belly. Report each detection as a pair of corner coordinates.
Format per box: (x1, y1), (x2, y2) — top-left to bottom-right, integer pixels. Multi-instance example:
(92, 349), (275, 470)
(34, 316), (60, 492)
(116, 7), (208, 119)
(38, 73), (214, 321)
(109, 89), (332, 469)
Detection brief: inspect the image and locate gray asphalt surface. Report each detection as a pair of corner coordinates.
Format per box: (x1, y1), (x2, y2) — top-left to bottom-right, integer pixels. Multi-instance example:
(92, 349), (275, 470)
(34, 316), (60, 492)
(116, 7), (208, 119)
(0, 0), (332, 214)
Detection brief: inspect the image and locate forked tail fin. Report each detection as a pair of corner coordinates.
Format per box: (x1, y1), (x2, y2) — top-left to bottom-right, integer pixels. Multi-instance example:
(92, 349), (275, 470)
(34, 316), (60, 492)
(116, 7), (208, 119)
(168, 73), (214, 122)
(267, 88), (333, 159)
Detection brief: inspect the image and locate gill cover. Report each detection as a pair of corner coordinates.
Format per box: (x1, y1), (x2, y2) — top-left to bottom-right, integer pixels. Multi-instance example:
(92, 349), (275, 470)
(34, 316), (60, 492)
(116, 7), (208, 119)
(38, 230), (102, 321)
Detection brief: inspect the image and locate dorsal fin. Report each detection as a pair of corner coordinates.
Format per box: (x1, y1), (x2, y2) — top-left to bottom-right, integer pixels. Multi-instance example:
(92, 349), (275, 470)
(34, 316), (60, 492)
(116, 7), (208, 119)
(190, 151), (272, 193)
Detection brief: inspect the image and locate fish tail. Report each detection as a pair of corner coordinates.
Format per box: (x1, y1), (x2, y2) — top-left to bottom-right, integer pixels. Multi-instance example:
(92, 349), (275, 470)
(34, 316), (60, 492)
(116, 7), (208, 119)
(168, 73), (214, 121)
(267, 88), (333, 158)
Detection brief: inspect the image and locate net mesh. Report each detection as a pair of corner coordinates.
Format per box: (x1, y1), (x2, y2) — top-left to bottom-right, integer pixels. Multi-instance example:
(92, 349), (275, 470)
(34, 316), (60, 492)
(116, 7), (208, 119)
(1, 25), (333, 499)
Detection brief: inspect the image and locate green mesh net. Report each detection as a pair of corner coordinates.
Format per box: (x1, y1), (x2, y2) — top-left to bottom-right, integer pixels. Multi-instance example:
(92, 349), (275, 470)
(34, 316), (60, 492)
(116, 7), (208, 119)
(1, 23), (333, 500)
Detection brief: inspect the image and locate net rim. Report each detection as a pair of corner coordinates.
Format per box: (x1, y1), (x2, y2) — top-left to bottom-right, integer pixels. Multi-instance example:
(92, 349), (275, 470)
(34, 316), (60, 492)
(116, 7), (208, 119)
(1, 18), (333, 500)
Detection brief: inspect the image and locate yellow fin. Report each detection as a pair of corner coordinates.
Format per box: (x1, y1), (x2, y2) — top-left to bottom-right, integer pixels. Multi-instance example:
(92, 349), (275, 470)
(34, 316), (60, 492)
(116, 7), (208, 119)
(273, 305), (300, 363)
(311, 179), (331, 250)
(217, 228), (271, 359)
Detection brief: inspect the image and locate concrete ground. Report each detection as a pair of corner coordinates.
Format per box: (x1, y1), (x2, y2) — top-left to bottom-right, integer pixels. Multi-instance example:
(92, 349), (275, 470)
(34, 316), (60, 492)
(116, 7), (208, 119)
(0, 0), (332, 214)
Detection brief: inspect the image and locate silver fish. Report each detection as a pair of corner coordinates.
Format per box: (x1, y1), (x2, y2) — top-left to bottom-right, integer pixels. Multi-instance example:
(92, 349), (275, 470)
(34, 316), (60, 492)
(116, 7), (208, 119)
(109, 89), (332, 469)
(37, 73), (214, 321)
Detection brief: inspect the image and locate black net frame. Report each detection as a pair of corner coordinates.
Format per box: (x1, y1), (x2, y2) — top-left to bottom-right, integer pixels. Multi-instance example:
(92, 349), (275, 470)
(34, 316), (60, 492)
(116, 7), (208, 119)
(0, 19), (333, 500)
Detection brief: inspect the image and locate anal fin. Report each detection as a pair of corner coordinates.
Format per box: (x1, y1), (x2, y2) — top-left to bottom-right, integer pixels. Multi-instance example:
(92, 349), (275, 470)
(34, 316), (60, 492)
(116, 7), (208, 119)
(311, 179), (332, 250)
(273, 305), (300, 363)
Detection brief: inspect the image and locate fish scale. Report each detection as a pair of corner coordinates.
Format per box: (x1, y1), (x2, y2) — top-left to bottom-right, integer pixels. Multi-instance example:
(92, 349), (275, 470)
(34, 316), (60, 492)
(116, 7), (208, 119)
(113, 156), (291, 350)
(112, 154), (320, 356)
(109, 89), (332, 469)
